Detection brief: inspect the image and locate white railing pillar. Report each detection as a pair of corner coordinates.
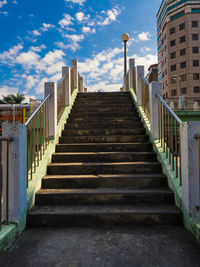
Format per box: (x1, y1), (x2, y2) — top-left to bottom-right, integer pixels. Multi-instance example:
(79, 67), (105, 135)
(129, 58), (135, 89)
(149, 82), (162, 139)
(2, 123), (27, 222)
(136, 66), (144, 105)
(45, 82), (57, 137)
(62, 66), (71, 106)
(180, 122), (200, 217)
(72, 59), (78, 90)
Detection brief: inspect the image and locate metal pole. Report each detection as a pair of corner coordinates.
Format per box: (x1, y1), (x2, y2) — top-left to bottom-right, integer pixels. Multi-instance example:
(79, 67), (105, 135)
(124, 41), (127, 81)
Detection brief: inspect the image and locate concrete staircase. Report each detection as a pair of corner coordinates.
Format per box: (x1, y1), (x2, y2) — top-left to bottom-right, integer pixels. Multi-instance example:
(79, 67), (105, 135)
(28, 92), (182, 227)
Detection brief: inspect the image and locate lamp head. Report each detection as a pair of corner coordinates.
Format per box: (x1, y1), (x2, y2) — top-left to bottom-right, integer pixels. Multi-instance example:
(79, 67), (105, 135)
(121, 33), (130, 42)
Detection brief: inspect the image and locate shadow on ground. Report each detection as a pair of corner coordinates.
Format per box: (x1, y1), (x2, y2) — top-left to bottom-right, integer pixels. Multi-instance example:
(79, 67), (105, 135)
(0, 226), (200, 267)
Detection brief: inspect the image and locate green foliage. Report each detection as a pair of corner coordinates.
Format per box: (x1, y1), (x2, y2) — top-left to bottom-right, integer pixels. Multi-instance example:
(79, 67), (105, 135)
(2, 93), (25, 104)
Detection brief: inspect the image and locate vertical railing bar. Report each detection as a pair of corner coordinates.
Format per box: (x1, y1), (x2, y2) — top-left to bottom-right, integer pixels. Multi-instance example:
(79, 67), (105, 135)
(33, 117), (36, 173)
(6, 141), (9, 224)
(36, 113), (39, 167)
(30, 120), (33, 180)
(179, 124), (182, 185)
(172, 116), (175, 171)
(162, 103), (164, 149)
(175, 120), (178, 178)
(47, 100), (49, 145)
(158, 99), (161, 143)
(39, 108), (42, 160)
(0, 140), (2, 230)
(168, 111), (171, 165)
(26, 126), (29, 187)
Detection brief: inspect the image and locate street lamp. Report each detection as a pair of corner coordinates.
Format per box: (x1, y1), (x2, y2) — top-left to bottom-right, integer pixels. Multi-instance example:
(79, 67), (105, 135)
(121, 33), (130, 82)
(172, 75), (184, 109)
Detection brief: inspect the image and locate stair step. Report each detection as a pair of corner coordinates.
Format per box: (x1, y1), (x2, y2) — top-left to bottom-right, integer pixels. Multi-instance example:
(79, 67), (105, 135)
(65, 122), (143, 130)
(47, 162), (162, 175)
(56, 143), (153, 152)
(27, 205), (182, 227)
(72, 107), (137, 112)
(42, 174), (167, 189)
(62, 128), (146, 136)
(52, 152), (157, 163)
(59, 135), (148, 144)
(67, 117), (141, 124)
(69, 112), (138, 118)
(35, 188), (174, 206)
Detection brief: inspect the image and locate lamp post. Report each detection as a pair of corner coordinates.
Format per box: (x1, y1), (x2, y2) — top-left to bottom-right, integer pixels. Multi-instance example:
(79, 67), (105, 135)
(121, 33), (130, 83)
(172, 75), (184, 109)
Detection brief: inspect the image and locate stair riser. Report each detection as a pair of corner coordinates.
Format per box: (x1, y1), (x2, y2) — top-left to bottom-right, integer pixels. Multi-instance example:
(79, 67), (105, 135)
(52, 153), (157, 163)
(35, 192), (174, 206)
(69, 113), (138, 118)
(62, 128), (146, 136)
(67, 118), (141, 124)
(27, 213), (182, 227)
(42, 177), (167, 189)
(59, 135), (148, 144)
(56, 143), (153, 152)
(65, 122), (143, 130)
(73, 99), (133, 104)
(47, 164), (162, 175)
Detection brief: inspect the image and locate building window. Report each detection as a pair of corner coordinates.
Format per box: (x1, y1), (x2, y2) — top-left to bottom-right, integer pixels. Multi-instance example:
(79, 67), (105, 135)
(194, 86), (200, 93)
(181, 74), (187, 81)
(170, 52), (176, 59)
(170, 40), (176, 47)
(181, 88), (187, 94)
(171, 77), (176, 84)
(193, 47), (199, 53)
(180, 62), (186, 68)
(180, 48), (186, 56)
(171, 64), (176, 71)
(193, 60), (199, 67)
(180, 36), (185, 43)
(171, 90), (177, 96)
(166, 92), (168, 98)
(170, 27), (175, 34)
(192, 34), (198, 40)
(192, 21), (198, 28)
(193, 73), (200, 80)
(179, 23), (185, 30)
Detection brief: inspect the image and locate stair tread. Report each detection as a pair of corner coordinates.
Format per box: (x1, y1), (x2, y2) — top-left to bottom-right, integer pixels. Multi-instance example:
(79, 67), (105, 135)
(56, 142), (151, 146)
(29, 204), (181, 215)
(48, 162), (160, 166)
(52, 152), (155, 156)
(37, 188), (172, 195)
(43, 173), (166, 179)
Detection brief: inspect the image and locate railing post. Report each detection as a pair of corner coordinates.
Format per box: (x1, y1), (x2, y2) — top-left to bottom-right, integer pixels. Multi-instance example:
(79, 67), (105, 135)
(149, 82), (162, 139)
(180, 122), (200, 217)
(136, 66), (144, 105)
(2, 123), (27, 223)
(45, 82), (57, 137)
(129, 58), (135, 90)
(62, 66), (71, 106)
(72, 59), (78, 91)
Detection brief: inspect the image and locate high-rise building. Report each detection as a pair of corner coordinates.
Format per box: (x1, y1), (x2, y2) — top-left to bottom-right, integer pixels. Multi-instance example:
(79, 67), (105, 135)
(146, 64), (158, 83)
(157, 0), (200, 103)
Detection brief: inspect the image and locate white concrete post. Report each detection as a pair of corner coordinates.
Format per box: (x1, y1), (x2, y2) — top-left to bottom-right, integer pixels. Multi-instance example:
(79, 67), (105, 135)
(45, 82), (57, 137)
(129, 58), (135, 90)
(136, 66), (144, 105)
(180, 121), (200, 217)
(149, 82), (162, 139)
(62, 66), (71, 106)
(72, 60), (78, 90)
(2, 123), (27, 222)
(84, 88), (87, 92)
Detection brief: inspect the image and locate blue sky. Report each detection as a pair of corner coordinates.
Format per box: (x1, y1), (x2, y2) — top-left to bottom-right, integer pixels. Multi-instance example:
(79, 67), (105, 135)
(0, 0), (162, 100)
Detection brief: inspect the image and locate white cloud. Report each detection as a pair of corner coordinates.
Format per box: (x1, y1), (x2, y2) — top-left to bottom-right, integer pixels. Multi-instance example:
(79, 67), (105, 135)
(41, 23), (55, 32)
(0, 43), (23, 65)
(16, 51), (40, 68)
(0, 0), (7, 8)
(82, 26), (96, 34)
(138, 32), (150, 41)
(65, 0), (86, 5)
(76, 12), (90, 23)
(59, 14), (74, 28)
(32, 30), (41, 36)
(13, 0), (17, 4)
(65, 34), (84, 42)
(0, 11), (8, 15)
(30, 44), (47, 52)
(140, 47), (152, 53)
(62, 34), (85, 51)
(0, 85), (17, 97)
(98, 8), (120, 26)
